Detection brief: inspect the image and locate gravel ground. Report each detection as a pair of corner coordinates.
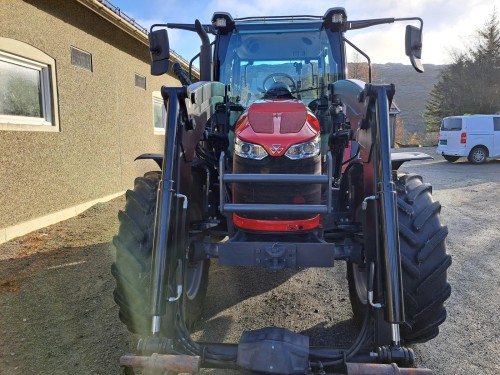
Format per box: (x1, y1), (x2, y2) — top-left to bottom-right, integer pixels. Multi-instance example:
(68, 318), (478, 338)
(0, 147), (499, 374)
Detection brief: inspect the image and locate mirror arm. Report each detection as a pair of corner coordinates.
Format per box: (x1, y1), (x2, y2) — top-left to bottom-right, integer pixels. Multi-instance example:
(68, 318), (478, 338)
(343, 37), (372, 83)
(189, 52), (201, 81)
(345, 17), (423, 31)
(345, 17), (424, 74)
(150, 23), (215, 34)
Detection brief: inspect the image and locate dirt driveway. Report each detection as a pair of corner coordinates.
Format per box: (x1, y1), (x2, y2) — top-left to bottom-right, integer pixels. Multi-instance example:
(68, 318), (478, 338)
(0, 147), (499, 374)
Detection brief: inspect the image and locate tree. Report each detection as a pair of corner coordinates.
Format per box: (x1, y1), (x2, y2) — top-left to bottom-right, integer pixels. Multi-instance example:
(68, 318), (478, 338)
(424, 10), (500, 132)
(347, 52), (376, 82)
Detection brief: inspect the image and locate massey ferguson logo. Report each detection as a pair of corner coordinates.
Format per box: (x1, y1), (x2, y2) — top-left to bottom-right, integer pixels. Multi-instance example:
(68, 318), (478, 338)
(270, 144), (283, 154)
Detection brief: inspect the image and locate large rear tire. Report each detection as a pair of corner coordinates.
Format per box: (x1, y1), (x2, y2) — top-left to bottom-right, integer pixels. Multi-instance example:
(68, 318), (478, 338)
(111, 171), (209, 335)
(348, 173), (451, 344)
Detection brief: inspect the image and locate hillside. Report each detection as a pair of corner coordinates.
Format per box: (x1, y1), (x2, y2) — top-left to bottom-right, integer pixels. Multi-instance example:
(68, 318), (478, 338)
(373, 63), (443, 144)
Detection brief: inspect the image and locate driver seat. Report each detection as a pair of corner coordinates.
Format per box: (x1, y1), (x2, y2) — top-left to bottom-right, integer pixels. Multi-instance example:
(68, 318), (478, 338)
(263, 82), (295, 99)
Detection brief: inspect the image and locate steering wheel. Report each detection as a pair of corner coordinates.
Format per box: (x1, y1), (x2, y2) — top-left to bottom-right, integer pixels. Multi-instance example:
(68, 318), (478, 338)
(262, 73), (297, 92)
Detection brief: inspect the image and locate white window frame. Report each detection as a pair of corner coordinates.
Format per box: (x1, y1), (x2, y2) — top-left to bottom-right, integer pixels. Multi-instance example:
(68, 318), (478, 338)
(0, 51), (53, 126)
(0, 37), (59, 132)
(152, 91), (166, 135)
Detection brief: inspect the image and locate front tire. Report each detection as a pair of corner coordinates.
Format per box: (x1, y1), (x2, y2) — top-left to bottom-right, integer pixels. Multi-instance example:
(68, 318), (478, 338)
(111, 171), (209, 335)
(348, 173), (451, 344)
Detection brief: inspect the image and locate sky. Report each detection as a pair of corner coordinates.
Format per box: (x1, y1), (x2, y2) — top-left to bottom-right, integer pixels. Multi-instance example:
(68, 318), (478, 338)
(108, 0), (496, 65)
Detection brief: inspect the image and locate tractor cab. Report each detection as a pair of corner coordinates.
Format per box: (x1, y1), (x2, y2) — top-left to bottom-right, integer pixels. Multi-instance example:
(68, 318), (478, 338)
(209, 12), (347, 231)
(213, 12), (343, 155)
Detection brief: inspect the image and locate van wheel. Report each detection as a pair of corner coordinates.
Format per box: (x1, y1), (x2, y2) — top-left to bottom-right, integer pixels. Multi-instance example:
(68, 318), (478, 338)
(443, 155), (460, 162)
(468, 146), (488, 164)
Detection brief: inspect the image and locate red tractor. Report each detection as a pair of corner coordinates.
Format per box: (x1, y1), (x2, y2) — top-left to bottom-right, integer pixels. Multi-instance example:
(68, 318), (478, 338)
(113, 8), (450, 374)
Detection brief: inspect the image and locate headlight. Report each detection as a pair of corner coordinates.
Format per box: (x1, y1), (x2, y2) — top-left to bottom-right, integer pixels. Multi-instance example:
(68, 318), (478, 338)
(285, 136), (320, 159)
(235, 138), (268, 160)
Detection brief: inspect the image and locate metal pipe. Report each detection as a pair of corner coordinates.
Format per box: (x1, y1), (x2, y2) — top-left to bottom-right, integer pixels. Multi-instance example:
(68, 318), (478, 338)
(343, 37), (372, 82)
(195, 20), (212, 81)
(346, 362), (432, 375)
(219, 152), (225, 213)
(391, 324), (401, 347)
(368, 262), (382, 309)
(120, 354), (200, 373)
(151, 316), (161, 334)
(326, 151), (333, 213)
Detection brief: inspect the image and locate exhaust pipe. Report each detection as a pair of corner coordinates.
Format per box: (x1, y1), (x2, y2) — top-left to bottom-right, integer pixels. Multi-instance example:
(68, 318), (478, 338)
(195, 19), (212, 81)
(120, 353), (200, 373)
(346, 363), (432, 375)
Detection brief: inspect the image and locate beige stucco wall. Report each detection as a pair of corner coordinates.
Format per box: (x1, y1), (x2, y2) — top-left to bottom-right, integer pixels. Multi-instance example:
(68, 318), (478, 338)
(0, 0), (179, 232)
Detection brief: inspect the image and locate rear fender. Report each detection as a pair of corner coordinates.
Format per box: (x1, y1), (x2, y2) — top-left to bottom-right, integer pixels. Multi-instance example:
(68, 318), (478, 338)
(135, 153), (163, 168)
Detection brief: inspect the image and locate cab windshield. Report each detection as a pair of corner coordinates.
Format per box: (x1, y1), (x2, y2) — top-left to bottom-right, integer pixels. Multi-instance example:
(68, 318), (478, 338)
(216, 21), (343, 107)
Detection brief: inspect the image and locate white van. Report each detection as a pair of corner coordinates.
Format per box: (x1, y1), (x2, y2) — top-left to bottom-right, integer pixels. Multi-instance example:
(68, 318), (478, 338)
(436, 115), (500, 164)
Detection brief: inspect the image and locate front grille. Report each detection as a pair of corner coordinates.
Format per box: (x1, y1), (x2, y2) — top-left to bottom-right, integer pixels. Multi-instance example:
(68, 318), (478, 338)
(232, 154), (321, 220)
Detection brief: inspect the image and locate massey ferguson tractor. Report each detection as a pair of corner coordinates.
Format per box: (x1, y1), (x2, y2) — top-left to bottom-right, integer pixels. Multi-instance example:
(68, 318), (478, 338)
(112, 8), (451, 374)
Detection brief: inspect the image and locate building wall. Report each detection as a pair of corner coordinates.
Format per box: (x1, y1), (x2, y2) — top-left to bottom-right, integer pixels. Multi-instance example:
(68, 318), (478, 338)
(0, 0), (179, 239)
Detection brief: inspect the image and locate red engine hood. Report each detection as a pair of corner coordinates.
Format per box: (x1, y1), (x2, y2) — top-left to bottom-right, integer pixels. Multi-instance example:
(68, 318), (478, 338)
(235, 99), (320, 157)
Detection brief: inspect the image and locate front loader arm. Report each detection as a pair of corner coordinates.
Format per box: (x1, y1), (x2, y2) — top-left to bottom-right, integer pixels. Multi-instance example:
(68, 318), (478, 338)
(363, 84), (404, 332)
(333, 81), (405, 348)
(150, 81), (226, 336)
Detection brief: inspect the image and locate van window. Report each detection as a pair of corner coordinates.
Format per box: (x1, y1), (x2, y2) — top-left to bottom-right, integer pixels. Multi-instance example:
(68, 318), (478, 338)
(494, 117), (500, 131)
(441, 117), (462, 131)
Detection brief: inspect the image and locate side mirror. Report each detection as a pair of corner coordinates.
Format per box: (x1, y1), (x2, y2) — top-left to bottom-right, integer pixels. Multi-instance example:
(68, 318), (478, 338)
(405, 25), (424, 73)
(149, 29), (170, 76)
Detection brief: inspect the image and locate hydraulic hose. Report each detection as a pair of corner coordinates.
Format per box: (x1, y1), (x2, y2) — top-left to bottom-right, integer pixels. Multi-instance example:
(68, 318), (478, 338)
(310, 303), (371, 366)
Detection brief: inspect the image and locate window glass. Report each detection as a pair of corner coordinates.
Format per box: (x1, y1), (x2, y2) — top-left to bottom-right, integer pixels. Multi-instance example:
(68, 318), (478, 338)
(152, 94), (166, 133)
(493, 117), (500, 131)
(217, 22), (340, 108)
(0, 38), (59, 131)
(0, 59), (44, 118)
(0, 51), (52, 127)
(441, 117), (462, 131)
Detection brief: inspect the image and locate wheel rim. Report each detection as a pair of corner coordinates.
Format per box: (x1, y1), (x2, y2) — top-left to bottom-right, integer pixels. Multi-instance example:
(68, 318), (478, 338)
(473, 149), (485, 163)
(185, 260), (204, 300)
(352, 264), (368, 305)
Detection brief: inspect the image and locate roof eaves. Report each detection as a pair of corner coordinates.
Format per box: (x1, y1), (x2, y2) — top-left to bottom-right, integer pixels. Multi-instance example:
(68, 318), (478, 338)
(75, 0), (197, 76)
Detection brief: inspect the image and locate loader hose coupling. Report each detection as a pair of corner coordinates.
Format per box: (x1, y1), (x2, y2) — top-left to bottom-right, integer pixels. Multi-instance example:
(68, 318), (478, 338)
(372, 345), (415, 366)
